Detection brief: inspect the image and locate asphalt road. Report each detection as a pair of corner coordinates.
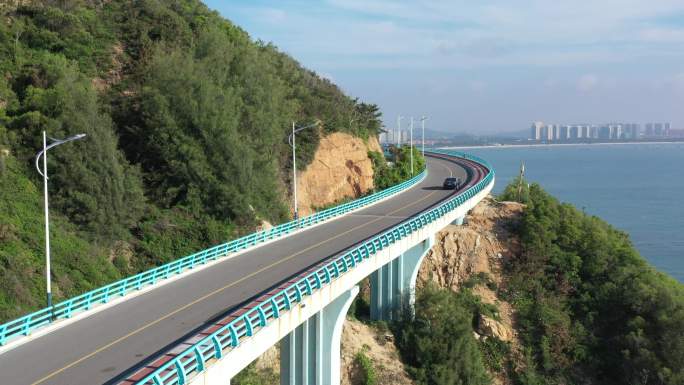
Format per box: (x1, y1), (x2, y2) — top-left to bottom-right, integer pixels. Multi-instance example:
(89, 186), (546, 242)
(0, 154), (477, 385)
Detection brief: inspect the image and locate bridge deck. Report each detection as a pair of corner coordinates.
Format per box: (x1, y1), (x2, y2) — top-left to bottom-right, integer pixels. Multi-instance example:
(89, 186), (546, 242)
(0, 154), (474, 385)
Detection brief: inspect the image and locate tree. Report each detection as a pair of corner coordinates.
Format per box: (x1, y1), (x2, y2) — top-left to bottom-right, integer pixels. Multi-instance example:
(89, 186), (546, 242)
(395, 284), (491, 385)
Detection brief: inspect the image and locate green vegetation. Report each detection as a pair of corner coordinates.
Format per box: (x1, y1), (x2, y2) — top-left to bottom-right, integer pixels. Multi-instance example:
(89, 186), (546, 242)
(355, 348), (378, 385)
(0, 1), (382, 322)
(231, 362), (278, 385)
(0, 156), (121, 314)
(479, 336), (511, 373)
(368, 145), (425, 190)
(499, 182), (684, 384)
(394, 283), (491, 385)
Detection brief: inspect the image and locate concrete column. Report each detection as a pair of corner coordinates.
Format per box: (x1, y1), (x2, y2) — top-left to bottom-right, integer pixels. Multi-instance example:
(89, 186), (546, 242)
(370, 235), (434, 320)
(400, 235), (435, 309)
(370, 266), (383, 320)
(370, 261), (397, 321)
(281, 286), (359, 385)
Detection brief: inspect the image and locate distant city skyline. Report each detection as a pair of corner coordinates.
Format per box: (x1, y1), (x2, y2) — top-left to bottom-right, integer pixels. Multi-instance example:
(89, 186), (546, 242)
(529, 121), (679, 141)
(209, 1), (684, 134)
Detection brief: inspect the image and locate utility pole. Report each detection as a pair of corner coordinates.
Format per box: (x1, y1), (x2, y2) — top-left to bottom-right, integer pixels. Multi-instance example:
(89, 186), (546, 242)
(518, 161), (525, 201)
(410, 117), (414, 176)
(35, 131), (86, 311)
(420, 116), (427, 156)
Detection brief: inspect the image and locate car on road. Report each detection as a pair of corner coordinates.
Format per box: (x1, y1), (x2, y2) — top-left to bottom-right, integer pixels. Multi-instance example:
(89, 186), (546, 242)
(443, 177), (461, 190)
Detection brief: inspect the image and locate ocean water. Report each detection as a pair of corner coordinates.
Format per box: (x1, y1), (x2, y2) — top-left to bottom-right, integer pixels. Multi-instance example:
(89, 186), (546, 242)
(450, 143), (684, 282)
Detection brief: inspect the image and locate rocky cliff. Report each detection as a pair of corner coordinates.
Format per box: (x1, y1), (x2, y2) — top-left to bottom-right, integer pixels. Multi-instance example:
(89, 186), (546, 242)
(238, 196), (524, 385)
(296, 132), (382, 217)
(417, 197), (524, 384)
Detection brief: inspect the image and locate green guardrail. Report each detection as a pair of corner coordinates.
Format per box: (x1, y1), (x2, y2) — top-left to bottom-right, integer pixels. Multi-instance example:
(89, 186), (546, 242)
(136, 150), (494, 385)
(0, 167), (427, 346)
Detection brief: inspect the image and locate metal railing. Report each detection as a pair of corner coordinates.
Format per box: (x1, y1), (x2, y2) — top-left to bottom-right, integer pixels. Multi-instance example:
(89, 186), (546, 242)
(137, 150), (494, 385)
(0, 168), (427, 346)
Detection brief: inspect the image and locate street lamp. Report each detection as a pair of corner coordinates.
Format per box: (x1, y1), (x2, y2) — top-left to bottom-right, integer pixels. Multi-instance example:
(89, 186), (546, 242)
(35, 131), (86, 310)
(410, 117), (414, 175)
(288, 121), (319, 220)
(420, 116), (428, 156)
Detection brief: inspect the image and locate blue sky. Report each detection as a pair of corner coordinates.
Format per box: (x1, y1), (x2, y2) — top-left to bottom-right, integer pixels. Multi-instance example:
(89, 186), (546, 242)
(205, 0), (684, 134)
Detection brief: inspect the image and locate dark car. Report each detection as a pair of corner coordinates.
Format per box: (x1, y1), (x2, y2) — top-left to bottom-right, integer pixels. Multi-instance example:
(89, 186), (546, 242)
(443, 177), (461, 190)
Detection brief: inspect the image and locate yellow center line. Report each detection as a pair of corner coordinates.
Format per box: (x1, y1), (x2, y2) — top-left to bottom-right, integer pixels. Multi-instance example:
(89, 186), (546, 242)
(32, 160), (455, 385)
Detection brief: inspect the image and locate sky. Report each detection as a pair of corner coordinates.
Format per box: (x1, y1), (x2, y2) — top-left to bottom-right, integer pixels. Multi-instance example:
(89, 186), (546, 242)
(205, 0), (684, 134)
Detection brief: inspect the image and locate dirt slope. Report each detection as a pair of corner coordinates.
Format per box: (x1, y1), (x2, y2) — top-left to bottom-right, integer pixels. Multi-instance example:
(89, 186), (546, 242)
(296, 133), (381, 217)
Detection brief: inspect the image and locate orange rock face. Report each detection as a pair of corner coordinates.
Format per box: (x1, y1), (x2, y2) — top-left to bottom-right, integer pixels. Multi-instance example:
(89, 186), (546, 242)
(296, 133), (382, 217)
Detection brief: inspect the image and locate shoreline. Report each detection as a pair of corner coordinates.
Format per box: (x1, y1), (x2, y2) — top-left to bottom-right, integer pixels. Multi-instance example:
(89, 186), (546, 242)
(439, 141), (684, 150)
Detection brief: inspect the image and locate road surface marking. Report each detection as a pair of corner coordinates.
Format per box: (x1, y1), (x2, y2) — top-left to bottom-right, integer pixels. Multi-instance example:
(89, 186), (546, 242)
(31, 158), (457, 385)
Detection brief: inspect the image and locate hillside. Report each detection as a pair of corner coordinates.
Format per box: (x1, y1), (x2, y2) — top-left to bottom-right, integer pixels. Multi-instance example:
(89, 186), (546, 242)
(0, 0), (383, 321)
(381, 186), (684, 385)
(394, 185), (684, 385)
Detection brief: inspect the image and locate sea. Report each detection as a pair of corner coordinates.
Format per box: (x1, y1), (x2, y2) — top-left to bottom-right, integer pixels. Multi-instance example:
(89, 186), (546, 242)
(445, 143), (684, 282)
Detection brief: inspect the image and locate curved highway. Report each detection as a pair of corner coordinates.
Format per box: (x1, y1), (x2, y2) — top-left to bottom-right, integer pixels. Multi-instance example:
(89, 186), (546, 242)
(0, 153), (488, 385)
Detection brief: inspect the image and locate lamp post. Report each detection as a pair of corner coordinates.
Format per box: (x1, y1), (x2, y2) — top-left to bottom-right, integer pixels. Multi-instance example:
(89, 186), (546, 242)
(420, 116), (427, 156)
(35, 131), (86, 310)
(409, 117), (416, 175)
(288, 121), (319, 220)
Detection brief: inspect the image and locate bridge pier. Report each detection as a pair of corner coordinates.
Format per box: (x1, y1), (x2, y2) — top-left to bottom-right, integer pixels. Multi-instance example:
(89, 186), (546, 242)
(370, 235), (435, 321)
(451, 215), (465, 225)
(280, 286), (359, 385)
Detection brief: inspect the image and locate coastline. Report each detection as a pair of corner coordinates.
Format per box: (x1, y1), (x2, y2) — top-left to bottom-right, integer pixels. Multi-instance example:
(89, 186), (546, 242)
(439, 140), (684, 150)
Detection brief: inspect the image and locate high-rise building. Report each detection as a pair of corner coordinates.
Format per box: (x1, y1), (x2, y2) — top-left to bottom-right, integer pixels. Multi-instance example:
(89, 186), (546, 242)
(645, 123), (654, 136)
(546, 125), (555, 141)
(655, 123), (664, 136)
(623, 123), (640, 139)
(379, 132), (388, 144)
(530, 121), (544, 140)
(589, 125), (599, 139)
(527, 121), (664, 142)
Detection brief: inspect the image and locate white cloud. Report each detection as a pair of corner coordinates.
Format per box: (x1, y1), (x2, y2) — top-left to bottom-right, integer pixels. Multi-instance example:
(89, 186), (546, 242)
(672, 73), (684, 90)
(220, 0), (684, 131)
(638, 28), (684, 43)
(234, 0), (684, 71)
(469, 80), (487, 93)
(258, 7), (287, 23)
(578, 74), (599, 92)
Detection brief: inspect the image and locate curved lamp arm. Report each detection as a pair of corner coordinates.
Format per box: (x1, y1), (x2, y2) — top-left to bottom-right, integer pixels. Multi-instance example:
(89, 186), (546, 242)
(35, 133), (87, 178)
(287, 121), (320, 146)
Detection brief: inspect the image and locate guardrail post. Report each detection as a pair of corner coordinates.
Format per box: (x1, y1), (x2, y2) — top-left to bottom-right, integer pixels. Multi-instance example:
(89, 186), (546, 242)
(0, 324), (7, 345)
(175, 360), (187, 385)
(85, 292), (94, 310)
(22, 317), (32, 336)
(102, 286), (111, 303)
(211, 335), (223, 359)
(65, 300), (74, 318)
